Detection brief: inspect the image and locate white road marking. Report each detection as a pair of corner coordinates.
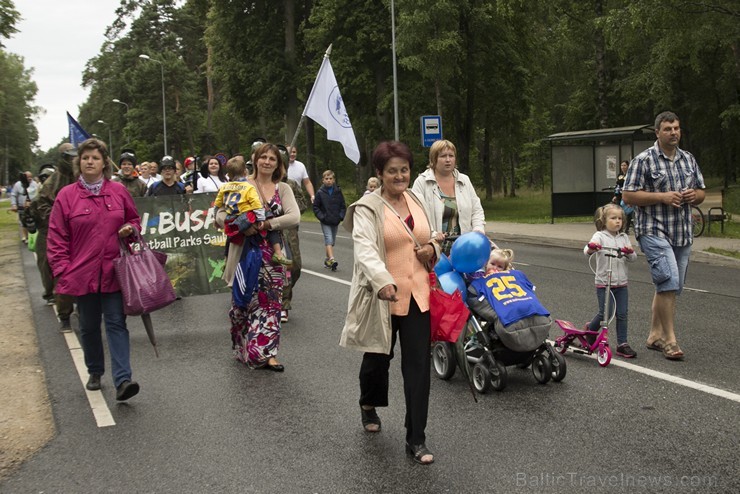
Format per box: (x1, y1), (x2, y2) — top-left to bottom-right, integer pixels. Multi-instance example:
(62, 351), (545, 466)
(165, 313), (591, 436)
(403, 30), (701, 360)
(548, 340), (740, 404)
(303, 268), (352, 286)
(683, 287), (709, 293)
(303, 230), (352, 241)
(303, 269), (740, 404)
(62, 330), (116, 428)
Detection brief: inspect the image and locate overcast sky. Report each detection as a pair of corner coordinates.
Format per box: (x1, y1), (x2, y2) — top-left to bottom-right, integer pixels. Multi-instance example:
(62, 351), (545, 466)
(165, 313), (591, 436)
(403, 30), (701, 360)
(5, 0), (121, 151)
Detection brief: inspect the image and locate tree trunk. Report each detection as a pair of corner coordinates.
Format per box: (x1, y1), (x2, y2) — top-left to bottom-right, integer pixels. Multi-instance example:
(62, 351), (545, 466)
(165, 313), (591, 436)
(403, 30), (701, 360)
(492, 141), (503, 195)
(481, 126), (492, 200)
(508, 152), (517, 198)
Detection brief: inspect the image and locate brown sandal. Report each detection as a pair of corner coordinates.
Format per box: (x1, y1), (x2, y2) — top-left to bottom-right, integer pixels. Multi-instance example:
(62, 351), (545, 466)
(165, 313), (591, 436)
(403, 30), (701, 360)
(662, 343), (684, 360)
(646, 338), (666, 351)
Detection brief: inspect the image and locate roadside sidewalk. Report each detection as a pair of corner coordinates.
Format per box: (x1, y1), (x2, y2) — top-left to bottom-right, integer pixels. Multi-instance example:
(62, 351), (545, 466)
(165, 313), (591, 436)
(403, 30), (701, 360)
(485, 221), (740, 268)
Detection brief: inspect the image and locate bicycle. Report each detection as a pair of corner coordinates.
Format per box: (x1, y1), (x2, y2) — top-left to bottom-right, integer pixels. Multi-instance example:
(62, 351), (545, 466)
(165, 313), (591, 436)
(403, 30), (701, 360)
(690, 205), (704, 237)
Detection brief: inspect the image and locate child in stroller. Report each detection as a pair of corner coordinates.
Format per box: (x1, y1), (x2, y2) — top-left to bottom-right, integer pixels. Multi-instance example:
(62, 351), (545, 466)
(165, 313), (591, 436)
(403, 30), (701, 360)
(432, 249), (566, 393)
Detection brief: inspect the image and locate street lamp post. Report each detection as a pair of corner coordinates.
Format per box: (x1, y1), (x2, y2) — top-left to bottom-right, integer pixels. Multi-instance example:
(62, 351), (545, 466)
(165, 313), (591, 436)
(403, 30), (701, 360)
(139, 54), (167, 156)
(97, 120), (113, 159)
(112, 99), (130, 145)
(112, 98), (129, 112)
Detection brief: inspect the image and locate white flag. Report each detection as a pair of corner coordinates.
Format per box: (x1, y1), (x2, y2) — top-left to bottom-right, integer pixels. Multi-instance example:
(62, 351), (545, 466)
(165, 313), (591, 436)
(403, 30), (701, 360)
(304, 57), (360, 165)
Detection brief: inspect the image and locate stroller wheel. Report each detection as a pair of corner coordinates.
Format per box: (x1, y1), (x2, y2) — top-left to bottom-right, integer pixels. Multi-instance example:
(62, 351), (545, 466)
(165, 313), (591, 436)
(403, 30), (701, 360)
(432, 342), (456, 380)
(550, 350), (567, 382)
(531, 352), (552, 384)
(489, 359), (508, 391)
(472, 363), (493, 394)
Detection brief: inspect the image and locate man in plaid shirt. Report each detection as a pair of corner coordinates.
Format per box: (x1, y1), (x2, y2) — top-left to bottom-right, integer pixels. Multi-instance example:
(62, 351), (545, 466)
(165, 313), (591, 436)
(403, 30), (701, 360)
(622, 111), (705, 361)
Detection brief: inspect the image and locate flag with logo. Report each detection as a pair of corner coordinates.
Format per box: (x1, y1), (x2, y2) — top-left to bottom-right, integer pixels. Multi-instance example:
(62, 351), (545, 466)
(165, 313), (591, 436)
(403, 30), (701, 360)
(303, 57), (360, 165)
(67, 112), (91, 147)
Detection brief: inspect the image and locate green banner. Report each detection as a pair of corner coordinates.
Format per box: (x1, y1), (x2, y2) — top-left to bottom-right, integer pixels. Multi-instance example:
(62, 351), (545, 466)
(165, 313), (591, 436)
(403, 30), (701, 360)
(133, 193), (230, 298)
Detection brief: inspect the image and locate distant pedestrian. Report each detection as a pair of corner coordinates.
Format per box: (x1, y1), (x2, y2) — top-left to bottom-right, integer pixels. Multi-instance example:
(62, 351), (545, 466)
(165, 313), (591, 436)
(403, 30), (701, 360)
(112, 150), (147, 197)
(313, 169), (346, 270)
(584, 203), (637, 358)
(181, 156), (197, 190)
(138, 162), (159, 188)
(364, 177), (380, 196)
(622, 111), (706, 361)
(286, 145), (316, 204)
(10, 171), (38, 243)
(280, 176), (308, 323)
(194, 156), (226, 193)
(26, 143), (77, 328)
(145, 156), (186, 196)
(47, 138), (142, 400)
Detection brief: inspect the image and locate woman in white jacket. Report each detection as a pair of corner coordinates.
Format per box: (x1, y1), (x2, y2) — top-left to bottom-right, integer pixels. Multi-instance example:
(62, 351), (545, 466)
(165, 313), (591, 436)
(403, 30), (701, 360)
(411, 140), (485, 254)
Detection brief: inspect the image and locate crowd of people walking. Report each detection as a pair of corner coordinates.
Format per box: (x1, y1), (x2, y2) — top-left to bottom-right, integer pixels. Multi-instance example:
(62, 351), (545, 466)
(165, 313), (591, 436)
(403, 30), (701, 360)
(6, 109), (706, 466)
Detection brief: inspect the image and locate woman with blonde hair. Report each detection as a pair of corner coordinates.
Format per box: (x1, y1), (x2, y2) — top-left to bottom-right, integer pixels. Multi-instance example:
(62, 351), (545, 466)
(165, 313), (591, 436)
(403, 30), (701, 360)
(412, 139), (485, 254)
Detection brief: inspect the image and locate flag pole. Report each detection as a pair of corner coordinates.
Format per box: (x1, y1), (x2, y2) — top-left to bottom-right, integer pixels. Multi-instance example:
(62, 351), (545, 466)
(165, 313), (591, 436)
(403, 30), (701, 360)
(289, 44), (332, 150)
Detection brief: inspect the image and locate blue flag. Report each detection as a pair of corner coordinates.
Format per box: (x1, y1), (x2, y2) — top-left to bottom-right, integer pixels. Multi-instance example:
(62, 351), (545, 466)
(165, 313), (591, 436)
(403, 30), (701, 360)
(67, 112), (90, 147)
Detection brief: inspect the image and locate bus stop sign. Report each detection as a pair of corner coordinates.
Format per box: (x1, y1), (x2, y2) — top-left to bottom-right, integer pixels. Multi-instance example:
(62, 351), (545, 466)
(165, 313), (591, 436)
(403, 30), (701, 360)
(420, 115), (442, 147)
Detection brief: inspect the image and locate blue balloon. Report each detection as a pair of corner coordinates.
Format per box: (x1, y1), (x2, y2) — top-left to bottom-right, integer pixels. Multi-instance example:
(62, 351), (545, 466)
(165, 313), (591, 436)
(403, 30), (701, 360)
(450, 232), (491, 274)
(433, 253), (454, 277)
(437, 271), (467, 302)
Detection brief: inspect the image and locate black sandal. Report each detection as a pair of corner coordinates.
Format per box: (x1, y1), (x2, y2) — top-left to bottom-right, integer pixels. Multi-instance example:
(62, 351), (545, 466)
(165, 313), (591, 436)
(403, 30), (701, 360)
(360, 406), (381, 432)
(406, 443), (434, 465)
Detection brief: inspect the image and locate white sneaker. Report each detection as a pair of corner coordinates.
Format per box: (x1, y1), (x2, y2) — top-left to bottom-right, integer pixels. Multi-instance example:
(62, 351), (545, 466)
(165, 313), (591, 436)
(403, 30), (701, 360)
(280, 310), (288, 323)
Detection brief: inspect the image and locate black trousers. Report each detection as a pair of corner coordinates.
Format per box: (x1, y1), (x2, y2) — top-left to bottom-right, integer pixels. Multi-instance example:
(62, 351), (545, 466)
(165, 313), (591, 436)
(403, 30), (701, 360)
(37, 227), (74, 319)
(359, 298), (431, 446)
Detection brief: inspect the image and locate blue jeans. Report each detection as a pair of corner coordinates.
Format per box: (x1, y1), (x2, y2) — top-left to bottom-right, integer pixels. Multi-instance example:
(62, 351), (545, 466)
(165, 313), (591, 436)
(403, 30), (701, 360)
(77, 291), (132, 387)
(320, 222), (338, 247)
(587, 285), (629, 345)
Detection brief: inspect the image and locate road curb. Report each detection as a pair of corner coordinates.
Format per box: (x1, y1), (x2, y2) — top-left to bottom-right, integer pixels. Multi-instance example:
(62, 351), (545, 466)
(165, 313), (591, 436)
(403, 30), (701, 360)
(490, 232), (740, 268)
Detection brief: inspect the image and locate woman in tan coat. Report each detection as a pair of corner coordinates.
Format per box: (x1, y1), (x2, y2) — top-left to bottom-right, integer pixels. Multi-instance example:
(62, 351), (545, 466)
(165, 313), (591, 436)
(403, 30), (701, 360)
(341, 141), (440, 465)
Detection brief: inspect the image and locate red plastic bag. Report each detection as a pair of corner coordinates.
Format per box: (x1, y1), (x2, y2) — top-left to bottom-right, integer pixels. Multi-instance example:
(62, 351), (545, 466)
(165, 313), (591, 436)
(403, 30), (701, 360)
(429, 288), (469, 343)
(114, 234), (176, 316)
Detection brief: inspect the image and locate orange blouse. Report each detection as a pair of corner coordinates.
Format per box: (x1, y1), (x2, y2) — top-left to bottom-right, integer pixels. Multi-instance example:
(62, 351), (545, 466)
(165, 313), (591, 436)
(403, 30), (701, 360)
(383, 194), (432, 316)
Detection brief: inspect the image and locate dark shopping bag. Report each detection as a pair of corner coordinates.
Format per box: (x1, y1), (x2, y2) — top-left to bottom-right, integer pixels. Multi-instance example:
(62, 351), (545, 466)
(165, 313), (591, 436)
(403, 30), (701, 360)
(430, 287), (469, 343)
(114, 232), (176, 316)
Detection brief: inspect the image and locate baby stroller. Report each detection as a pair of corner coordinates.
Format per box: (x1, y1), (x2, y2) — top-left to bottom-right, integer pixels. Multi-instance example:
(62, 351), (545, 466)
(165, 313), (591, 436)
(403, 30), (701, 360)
(432, 270), (566, 393)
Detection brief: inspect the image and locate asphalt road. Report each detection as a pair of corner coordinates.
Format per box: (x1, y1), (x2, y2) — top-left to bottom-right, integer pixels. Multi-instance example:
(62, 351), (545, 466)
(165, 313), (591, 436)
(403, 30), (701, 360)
(3, 223), (739, 493)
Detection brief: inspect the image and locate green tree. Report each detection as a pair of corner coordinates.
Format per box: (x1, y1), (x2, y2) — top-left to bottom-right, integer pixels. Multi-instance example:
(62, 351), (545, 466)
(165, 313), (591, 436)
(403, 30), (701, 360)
(0, 0), (20, 47)
(0, 50), (38, 180)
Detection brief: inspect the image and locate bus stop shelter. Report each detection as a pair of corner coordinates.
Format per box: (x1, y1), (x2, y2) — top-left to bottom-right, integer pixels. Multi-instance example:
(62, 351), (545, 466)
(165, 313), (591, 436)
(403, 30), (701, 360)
(546, 125), (655, 221)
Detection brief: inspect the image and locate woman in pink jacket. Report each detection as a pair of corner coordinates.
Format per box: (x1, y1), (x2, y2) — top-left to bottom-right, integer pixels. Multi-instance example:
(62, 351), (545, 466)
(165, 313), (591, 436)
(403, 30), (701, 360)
(48, 138), (142, 401)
